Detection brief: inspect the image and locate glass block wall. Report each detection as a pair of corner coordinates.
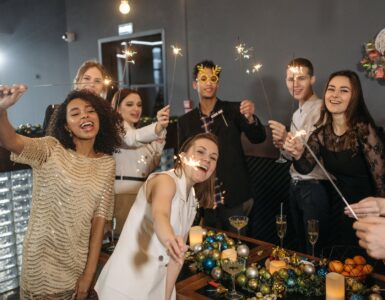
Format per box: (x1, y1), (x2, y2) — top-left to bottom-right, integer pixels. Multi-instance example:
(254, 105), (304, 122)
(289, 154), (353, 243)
(0, 169), (32, 293)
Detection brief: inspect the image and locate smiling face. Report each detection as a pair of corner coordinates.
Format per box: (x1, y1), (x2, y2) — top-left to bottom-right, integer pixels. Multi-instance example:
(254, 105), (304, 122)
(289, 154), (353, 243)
(286, 66), (315, 103)
(325, 75), (352, 116)
(117, 92), (142, 125)
(182, 138), (218, 184)
(193, 67), (219, 101)
(65, 98), (100, 142)
(75, 67), (105, 96)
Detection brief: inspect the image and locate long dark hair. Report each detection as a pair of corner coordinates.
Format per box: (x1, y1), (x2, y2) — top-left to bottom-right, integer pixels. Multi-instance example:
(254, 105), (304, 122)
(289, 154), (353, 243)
(47, 90), (124, 155)
(175, 133), (219, 209)
(316, 70), (376, 128)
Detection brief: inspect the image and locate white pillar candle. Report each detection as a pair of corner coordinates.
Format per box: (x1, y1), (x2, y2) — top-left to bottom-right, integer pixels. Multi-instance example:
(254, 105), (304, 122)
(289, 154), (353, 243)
(326, 272), (345, 300)
(189, 226), (203, 247)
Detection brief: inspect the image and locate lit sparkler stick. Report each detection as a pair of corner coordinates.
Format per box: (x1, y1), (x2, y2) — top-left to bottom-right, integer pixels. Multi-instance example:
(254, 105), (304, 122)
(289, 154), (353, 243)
(169, 45), (182, 108)
(180, 155), (201, 170)
(246, 63), (273, 120)
(290, 125), (359, 220)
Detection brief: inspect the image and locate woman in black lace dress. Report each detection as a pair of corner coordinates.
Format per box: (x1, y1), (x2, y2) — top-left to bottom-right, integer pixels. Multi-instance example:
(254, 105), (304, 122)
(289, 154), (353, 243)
(284, 70), (385, 246)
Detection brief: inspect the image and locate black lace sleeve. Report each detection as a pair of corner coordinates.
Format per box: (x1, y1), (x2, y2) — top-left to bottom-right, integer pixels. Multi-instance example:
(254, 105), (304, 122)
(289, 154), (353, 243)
(358, 123), (385, 196)
(293, 129), (321, 174)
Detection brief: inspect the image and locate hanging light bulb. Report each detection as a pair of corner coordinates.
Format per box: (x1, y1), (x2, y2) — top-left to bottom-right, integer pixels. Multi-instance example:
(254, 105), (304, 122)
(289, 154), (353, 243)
(119, 0), (130, 14)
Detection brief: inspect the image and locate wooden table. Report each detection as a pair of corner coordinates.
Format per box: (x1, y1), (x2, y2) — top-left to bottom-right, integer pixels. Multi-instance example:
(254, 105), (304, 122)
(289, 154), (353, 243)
(99, 230), (385, 300)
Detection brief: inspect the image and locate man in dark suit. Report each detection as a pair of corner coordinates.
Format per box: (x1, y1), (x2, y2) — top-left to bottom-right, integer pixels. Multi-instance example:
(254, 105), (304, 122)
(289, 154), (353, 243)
(178, 60), (266, 231)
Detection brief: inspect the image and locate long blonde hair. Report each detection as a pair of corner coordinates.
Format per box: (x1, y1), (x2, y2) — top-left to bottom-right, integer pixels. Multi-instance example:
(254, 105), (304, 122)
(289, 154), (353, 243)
(175, 133), (218, 209)
(73, 60), (110, 99)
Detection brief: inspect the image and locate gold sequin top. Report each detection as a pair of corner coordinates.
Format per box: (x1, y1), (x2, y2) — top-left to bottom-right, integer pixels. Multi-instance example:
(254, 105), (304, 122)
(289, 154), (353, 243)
(11, 136), (115, 299)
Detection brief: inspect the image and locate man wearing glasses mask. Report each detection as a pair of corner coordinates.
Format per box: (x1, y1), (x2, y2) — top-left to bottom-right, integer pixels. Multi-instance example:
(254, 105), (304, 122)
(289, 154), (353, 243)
(178, 60), (266, 232)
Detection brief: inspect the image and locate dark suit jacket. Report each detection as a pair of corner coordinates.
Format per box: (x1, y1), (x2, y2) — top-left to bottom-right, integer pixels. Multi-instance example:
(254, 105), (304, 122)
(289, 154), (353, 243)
(177, 99), (266, 208)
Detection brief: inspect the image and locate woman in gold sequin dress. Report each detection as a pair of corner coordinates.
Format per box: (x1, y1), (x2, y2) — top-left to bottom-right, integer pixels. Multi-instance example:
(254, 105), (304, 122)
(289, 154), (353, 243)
(0, 85), (123, 299)
(95, 133), (219, 300)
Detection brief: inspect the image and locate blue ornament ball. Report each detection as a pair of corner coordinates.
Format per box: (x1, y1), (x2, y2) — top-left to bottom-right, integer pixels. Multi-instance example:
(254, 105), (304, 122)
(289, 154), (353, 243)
(350, 294), (364, 300)
(221, 243), (229, 250)
(203, 257), (216, 271)
(286, 277), (296, 287)
(206, 236), (215, 243)
(215, 234), (225, 242)
(317, 267), (328, 277)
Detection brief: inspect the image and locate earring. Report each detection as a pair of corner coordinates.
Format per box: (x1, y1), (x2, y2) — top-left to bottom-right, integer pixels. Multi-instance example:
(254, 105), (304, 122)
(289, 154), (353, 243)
(68, 130), (73, 137)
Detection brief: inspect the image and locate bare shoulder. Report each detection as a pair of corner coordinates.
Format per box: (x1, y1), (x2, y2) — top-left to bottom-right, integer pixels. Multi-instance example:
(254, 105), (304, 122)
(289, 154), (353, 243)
(146, 173), (176, 201)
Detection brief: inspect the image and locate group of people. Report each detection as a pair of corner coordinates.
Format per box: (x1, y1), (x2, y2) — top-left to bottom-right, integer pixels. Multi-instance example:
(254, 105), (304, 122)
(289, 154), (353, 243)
(1, 56), (385, 300)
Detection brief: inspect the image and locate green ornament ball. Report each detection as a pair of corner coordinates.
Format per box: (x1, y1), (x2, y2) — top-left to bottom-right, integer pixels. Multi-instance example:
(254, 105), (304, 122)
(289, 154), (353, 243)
(260, 283), (271, 295)
(247, 278), (258, 290)
(236, 273), (248, 287)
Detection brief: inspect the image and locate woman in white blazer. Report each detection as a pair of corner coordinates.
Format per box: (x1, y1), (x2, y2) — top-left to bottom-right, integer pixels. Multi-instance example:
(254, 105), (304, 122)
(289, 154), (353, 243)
(112, 89), (170, 233)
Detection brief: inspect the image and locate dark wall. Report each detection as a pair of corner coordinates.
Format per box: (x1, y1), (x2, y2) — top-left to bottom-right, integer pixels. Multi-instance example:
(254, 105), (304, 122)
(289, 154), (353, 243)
(2, 0), (385, 127)
(0, 0), (70, 126)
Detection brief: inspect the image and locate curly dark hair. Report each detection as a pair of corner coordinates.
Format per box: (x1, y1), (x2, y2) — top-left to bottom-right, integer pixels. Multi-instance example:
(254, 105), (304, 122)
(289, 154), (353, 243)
(46, 90), (124, 155)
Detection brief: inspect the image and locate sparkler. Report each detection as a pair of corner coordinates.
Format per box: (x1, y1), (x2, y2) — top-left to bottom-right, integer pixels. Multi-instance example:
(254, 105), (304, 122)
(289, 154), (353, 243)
(290, 123), (359, 220)
(169, 45), (183, 108)
(180, 155), (201, 169)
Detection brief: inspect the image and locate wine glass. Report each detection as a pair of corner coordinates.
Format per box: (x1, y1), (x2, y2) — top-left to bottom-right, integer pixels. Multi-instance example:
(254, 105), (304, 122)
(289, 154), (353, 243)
(276, 215), (287, 248)
(275, 151), (287, 163)
(307, 219), (319, 257)
(221, 258), (245, 299)
(229, 216), (248, 244)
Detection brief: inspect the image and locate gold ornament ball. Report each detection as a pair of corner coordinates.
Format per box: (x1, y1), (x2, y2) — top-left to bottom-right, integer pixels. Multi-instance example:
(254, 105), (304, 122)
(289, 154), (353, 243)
(207, 230), (215, 237)
(368, 294), (384, 300)
(259, 283), (271, 295)
(211, 249), (221, 260)
(247, 278), (259, 290)
(237, 273), (248, 287)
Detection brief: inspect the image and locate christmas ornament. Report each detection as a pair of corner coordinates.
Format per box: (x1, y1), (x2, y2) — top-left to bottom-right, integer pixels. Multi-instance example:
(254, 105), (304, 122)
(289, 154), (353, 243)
(237, 244), (250, 257)
(301, 263), (315, 275)
(236, 273), (247, 287)
(210, 266), (222, 280)
(368, 294), (384, 300)
(192, 243), (202, 253)
(247, 278), (259, 290)
(246, 266), (258, 279)
(202, 257), (215, 271)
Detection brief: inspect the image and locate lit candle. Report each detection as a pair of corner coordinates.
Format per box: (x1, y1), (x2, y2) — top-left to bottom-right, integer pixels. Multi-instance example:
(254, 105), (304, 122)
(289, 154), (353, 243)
(326, 272), (345, 300)
(269, 260), (287, 274)
(221, 249), (237, 262)
(189, 226), (203, 247)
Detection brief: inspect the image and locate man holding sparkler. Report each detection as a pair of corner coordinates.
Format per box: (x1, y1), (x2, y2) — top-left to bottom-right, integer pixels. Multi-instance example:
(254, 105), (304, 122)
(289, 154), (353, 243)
(268, 58), (331, 255)
(177, 60), (266, 232)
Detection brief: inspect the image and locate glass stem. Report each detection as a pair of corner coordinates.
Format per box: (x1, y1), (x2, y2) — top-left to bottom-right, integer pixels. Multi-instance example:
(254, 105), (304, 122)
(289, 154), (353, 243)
(232, 275), (236, 293)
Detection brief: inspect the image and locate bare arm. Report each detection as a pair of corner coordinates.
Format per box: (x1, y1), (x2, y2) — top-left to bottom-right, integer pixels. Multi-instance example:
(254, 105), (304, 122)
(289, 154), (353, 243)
(75, 216), (105, 299)
(147, 174), (188, 265)
(0, 85), (30, 154)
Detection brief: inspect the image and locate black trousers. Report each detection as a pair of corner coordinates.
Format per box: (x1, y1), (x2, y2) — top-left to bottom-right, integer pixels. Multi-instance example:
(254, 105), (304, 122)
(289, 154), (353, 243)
(289, 179), (331, 256)
(202, 198), (254, 234)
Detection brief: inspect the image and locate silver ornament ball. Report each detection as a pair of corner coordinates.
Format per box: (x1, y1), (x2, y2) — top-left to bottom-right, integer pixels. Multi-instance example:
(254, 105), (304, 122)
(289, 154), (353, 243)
(302, 263), (315, 275)
(237, 244), (250, 257)
(246, 266), (258, 279)
(192, 243), (202, 253)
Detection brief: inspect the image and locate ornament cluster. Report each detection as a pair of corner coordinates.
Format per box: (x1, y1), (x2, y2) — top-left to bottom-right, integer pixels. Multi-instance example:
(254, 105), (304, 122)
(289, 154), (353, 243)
(360, 41), (385, 81)
(185, 230), (384, 299)
(16, 123), (42, 136)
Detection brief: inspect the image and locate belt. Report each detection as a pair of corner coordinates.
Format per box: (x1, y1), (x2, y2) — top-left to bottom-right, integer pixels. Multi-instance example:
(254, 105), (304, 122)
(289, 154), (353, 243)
(291, 179), (321, 185)
(115, 176), (146, 181)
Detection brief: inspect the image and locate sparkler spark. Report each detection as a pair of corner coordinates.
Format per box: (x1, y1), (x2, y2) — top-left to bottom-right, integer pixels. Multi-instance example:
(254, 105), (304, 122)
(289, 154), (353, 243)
(180, 155), (201, 169)
(171, 45), (182, 56)
(235, 43), (253, 60)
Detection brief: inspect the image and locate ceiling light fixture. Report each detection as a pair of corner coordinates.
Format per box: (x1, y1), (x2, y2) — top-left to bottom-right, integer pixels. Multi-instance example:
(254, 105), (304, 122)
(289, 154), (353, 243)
(119, 0), (130, 14)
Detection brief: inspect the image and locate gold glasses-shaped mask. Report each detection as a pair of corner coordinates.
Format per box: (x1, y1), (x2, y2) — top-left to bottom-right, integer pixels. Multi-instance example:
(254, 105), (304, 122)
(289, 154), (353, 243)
(197, 74), (219, 84)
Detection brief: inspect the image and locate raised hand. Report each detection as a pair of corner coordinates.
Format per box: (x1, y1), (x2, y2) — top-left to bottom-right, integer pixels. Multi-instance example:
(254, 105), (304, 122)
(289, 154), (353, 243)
(283, 132), (304, 160)
(268, 120), (288, 149)
(0, 84), (28, 111)
(240, 100), (255, 123)
(156, 104), (170, 129)
(345, 197), (385, 218)
(165, 235), (188, 265)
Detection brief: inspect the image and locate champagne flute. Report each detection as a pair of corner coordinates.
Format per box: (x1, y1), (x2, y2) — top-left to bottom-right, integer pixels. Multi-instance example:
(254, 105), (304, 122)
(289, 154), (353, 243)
(229, 216), (248, 244)
(107, 217), (117, 252)
(307, 219), (319, 257)
(221, 258), (245, 299)
(275, 151), (287, 163)
(276, 215), (287, 248)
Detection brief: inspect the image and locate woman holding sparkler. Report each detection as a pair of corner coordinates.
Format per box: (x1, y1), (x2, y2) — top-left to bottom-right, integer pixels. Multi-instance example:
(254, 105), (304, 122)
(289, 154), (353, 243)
(95, 133), (218, 300)
(284, 70), (385, 246)
(0, 85), (123, 299)
(111, 88), (170, 234)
